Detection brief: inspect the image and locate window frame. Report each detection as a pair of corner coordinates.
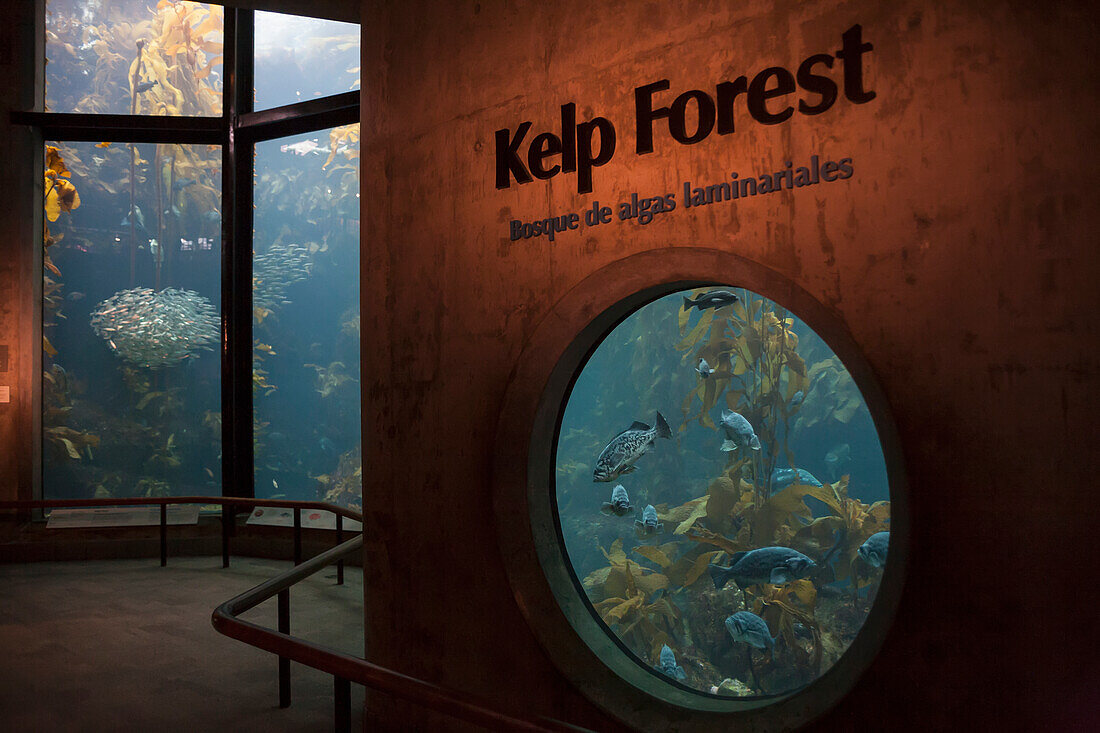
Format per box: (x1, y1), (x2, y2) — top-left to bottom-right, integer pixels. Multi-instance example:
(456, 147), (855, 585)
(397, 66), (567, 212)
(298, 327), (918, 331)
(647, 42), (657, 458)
(15, 4), (360, 500)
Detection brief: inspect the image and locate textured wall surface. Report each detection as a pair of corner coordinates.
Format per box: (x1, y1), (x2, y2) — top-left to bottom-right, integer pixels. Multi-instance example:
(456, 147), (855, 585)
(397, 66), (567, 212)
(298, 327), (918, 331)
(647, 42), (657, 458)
(359, 0), (1098, 730)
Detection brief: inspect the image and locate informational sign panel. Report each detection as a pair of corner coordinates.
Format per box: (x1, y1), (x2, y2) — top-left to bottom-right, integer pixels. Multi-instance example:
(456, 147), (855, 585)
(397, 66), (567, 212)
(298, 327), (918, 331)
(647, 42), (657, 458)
(245, 506), (362, 531)
(47, 505), (200, 528)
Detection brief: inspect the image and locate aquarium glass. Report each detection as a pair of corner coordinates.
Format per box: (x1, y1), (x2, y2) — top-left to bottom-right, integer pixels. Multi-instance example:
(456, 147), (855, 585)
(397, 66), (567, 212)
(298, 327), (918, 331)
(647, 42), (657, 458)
(252, 125), (361, 509)
(254, 11), (360, 110)
(555, 287), (891, 700)
(46, 0), (223, 116)
(42, 141), (222, 500)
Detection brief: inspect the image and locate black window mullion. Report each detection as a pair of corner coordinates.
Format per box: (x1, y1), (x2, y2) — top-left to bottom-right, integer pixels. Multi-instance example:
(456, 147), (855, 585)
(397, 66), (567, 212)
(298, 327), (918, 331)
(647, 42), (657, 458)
(220, 8), (255, 499)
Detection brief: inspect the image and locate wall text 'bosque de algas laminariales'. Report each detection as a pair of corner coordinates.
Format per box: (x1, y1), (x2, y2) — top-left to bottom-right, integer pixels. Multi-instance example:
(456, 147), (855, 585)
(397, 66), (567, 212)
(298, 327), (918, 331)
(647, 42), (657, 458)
(494, 25), (875, 195)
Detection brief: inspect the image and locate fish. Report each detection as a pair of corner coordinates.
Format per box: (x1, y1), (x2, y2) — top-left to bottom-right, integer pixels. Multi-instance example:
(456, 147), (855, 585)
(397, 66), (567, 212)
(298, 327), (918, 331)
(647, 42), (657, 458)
(592, 412), (672, 482)
(634, 504), (664, 537)
(134, 79), (158, 93)
(770, 467), (823, 489)
(272, 479), (279, 490)
(600, 484), (634, 517)
(148, 238), (160, 258)
(280, 139), (330, 156)
(857, 531), (889, 568)
(719, 409), (760, 452)
(824, 443), (851, 480)
(66, 291), (86, 301)
(202, 210), (220, 223)
(708, 546), (817, 589)
(725, 611), (778, 653)
(789, 390), (804, 407)
(121, 205), (146, 229)
(682, 289), (740, 312)
(696, 357), (713, 379)
(319, 436), (337, 456)
(658, 644), (686, 681)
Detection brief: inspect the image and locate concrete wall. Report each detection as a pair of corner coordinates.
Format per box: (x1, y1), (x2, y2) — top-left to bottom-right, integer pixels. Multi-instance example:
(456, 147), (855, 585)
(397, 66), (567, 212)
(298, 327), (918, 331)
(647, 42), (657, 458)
(359, 0), (1098, 730)
(0, 1), (41, 505)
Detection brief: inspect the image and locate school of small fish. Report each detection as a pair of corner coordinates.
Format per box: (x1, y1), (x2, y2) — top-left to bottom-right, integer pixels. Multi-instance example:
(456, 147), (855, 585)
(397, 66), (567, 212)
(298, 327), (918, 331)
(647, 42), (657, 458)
(253, 242), (314, 312)
(89, 287), (219, 369)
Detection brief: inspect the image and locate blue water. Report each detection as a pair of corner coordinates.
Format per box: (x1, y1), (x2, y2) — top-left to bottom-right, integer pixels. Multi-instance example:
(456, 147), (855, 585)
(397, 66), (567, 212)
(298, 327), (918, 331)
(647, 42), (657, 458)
(41, 2), (361, 509)
(555, 288), (891, 697)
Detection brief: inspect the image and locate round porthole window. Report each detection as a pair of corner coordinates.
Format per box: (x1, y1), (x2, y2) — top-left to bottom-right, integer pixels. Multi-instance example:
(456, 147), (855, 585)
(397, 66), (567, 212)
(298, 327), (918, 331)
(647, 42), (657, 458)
(548, 284), (896, 708)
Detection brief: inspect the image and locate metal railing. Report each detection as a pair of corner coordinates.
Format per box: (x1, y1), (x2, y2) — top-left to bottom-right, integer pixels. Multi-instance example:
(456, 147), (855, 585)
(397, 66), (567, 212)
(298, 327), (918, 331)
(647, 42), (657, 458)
(0, 497), (592, 732)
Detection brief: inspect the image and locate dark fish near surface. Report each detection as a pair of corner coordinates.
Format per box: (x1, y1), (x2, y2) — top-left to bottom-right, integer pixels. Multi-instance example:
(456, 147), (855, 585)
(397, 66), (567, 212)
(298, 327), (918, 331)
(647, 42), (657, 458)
(857, 531), (889, 568)
(770, 467), (823, 489)
(658, 644), (686, 681)
(634, 504), (664, 537)
(682, 289), (740, 312)
(719, 409), (760, 452)
(592, 412), (672, 482)
(134, 79), (158, 93)
(709, 546), (817, 589)
(600, 484), (633, 516)
(726, 611), (777, 653)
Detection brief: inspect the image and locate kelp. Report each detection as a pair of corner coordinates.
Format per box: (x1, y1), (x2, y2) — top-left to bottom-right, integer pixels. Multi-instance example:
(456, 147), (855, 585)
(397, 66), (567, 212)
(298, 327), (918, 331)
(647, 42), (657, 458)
(676, 289), (808, 496)
(305, 361), (358, 398)
(316, 442), (362, 511)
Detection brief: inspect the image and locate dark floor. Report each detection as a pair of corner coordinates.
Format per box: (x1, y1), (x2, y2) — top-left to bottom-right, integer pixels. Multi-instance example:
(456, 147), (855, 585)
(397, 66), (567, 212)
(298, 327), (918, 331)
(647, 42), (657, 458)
(0, 556), (365, 731)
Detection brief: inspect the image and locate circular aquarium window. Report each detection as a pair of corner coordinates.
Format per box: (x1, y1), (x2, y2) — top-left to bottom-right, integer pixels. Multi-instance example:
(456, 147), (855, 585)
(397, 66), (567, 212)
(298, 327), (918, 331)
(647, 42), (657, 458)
(552, 285), (894, 707)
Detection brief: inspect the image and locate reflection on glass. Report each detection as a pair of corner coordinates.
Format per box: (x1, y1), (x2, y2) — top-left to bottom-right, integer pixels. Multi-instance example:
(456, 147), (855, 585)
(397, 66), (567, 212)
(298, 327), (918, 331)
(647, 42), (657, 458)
(254, 10), (359, 109)
(42, 141), (222, 500)
(46, 0), (223, 116)
(555, 288), (891, 699)
(253, 125), (361, 510)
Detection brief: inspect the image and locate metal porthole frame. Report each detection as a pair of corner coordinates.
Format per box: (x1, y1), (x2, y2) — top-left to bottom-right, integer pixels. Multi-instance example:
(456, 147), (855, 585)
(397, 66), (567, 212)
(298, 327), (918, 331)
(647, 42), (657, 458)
(491, 247), (908, 731)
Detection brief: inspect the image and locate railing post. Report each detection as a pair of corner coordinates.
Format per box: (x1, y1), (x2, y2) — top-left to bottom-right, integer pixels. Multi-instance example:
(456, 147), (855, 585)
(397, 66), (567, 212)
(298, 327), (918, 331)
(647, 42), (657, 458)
(159, 503), (167, 567)
(335, 514), (344, 585)
(334, 676), (350, 732)
(293, 507), (302, 566)
(222, 504), (231, 568)
(278, 588), (291, 708)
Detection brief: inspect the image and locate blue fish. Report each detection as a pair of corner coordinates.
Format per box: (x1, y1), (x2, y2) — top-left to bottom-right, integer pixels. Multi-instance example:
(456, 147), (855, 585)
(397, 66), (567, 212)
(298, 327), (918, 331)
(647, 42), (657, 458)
(789, 390), (804, 407)
(719, 409), (760, 452)
(857, 531), (889, 568)
(725, 611), (778, 654)
(708, 546), (817, 589)
(634, 504), (664, 537)
(121, 205), (145, 229)
(658, 644), (686, 681)
(600, 484), (634, 517)
(770, 467), (823, 489)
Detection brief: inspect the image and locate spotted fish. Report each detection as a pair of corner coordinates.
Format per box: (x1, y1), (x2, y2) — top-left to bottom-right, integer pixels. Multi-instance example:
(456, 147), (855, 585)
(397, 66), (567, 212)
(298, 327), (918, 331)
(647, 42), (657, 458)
(770, 467), (823, 489)
(592, 412), (672, 482)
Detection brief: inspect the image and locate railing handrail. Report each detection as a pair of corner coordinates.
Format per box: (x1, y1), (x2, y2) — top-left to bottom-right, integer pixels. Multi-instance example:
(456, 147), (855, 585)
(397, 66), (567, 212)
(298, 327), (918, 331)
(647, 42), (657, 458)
(0, 496), (594, 732)
(0, 496), (363, 523)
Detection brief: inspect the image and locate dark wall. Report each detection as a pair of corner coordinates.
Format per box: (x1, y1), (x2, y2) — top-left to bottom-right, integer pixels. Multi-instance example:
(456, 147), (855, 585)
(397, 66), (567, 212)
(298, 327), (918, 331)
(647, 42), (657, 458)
(359, 0), (1098, 730)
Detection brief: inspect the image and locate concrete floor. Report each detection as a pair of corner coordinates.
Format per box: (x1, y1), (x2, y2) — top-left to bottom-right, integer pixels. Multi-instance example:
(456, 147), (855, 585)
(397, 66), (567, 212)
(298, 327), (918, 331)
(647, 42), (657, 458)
(0, 556), (365, 731)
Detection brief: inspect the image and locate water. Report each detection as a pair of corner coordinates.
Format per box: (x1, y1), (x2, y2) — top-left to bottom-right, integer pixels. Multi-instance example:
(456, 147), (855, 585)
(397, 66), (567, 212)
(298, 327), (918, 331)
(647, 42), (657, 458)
(555, 288), (892, 698)
(41, 2), (361, 511)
